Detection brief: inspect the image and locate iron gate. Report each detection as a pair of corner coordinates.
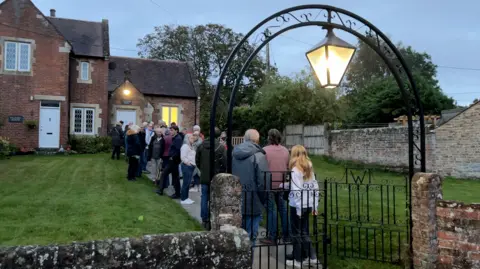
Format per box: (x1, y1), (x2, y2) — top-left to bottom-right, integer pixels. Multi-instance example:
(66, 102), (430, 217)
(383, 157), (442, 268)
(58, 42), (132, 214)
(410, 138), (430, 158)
(239, 169), (410, 268)
(321, 167), (410, 264)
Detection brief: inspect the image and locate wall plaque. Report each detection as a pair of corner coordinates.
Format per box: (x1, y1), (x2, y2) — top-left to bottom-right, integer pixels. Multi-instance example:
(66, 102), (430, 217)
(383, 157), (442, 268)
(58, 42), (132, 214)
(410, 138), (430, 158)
(8, 116), (24, 123)
(122, 100), (132, 105)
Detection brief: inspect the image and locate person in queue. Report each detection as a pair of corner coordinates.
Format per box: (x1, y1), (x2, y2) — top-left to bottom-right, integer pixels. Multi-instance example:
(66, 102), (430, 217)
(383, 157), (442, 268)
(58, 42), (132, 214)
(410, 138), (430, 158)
(126, 125), (142, 181)
(195, 127), (226, 229)
(232, 129), (269, 246)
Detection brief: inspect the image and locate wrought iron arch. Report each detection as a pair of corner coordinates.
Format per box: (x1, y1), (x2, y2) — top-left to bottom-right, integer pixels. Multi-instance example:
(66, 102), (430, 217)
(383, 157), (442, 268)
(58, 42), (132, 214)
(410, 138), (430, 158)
(209, 5), (425, 265)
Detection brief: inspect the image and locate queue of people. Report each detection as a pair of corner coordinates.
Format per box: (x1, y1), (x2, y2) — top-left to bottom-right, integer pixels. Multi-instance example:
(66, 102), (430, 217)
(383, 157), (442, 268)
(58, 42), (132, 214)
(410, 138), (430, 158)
(110, 120), (225, 229)
(111, 122), (319, 267)
(232, 128), (319, 268)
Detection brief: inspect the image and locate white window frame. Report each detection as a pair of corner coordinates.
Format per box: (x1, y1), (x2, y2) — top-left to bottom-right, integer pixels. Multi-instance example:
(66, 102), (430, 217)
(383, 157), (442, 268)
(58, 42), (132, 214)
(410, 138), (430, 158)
(4, 41), (31, 72)
(73, 108), (95, 135)
(80, 62), (89, 81)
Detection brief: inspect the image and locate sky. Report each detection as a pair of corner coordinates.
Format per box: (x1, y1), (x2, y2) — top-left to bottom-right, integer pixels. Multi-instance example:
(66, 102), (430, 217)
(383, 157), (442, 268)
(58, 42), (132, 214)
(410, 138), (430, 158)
(25, 0), (480, 106)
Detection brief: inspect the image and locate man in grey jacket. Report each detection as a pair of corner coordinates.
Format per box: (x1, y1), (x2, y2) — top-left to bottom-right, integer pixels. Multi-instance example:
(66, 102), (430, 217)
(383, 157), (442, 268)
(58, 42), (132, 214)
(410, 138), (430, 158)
(232, 129), (269, 246)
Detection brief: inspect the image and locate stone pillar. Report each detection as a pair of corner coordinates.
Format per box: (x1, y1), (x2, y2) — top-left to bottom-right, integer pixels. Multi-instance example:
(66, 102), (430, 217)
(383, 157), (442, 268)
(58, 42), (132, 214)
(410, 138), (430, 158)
(210, 173), (243, 231)
(411, 173), (443, 269)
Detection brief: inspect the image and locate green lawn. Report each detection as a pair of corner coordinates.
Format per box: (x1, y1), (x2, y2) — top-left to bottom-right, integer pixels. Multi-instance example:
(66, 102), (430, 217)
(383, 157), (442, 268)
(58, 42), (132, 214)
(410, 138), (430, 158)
(307, 156), (480, 269)
(0, 154), (202, 247)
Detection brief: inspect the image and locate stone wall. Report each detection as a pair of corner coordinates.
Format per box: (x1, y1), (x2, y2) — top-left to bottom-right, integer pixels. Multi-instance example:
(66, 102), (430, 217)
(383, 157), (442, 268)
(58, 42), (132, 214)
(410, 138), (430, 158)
(328, 127), (411, 168)
(411, 173), (480, 269)
(0, 173), (252, 269)
(0, 228), (251, 269)
(434, 102), (480, 178)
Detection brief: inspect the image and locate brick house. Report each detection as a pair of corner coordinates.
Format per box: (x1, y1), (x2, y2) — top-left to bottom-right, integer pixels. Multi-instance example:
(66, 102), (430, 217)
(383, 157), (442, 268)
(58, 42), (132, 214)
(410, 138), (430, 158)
(0, 0), (199, 150)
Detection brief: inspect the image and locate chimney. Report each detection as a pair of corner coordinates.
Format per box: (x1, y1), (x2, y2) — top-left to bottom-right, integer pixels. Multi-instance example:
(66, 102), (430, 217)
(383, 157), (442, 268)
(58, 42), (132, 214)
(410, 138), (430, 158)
(50, 9), (56, 17)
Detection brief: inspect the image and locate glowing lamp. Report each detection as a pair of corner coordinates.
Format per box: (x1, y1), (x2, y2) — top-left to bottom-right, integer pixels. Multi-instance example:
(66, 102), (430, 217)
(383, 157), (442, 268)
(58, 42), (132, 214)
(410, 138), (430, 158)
(306, 29), (356, 88)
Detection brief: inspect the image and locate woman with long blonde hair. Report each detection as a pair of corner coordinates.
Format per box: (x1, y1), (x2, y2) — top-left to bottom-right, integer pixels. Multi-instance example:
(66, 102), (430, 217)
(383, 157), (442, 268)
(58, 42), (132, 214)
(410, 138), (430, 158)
(284, 145), (319, 267)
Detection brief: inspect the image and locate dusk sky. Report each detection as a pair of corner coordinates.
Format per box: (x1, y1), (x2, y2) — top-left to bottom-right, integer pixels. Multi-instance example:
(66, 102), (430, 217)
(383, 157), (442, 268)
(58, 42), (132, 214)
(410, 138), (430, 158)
(26, 0), (480, 106)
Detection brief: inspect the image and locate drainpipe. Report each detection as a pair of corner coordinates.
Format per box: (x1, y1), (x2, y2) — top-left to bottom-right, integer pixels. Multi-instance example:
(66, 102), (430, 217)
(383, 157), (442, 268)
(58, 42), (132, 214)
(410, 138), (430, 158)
(194, 96), (200, 125)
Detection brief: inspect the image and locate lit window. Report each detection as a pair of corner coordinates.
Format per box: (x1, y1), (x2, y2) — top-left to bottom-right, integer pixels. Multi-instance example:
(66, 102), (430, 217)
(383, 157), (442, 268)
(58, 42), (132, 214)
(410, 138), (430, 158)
(73, 108), (95, 135)
(80, 62), (89, 81)
(4, 41), (31, 72)
(162, 106), (179, 126)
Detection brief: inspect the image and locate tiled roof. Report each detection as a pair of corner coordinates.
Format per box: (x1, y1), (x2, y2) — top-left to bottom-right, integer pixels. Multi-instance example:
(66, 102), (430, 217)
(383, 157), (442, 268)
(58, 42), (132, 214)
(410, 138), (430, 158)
(108, 56), (198, 98)
(47, 17), (109, 58)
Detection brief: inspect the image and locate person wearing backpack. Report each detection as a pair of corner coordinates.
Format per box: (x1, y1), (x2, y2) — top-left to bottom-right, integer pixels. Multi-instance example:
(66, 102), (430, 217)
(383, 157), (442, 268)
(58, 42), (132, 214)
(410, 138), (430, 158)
(195, 127), (227, 229)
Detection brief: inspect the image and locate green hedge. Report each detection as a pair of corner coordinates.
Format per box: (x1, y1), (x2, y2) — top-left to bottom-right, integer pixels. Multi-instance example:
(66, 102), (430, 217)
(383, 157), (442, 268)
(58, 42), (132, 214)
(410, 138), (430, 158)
(69, 135), (112, 154)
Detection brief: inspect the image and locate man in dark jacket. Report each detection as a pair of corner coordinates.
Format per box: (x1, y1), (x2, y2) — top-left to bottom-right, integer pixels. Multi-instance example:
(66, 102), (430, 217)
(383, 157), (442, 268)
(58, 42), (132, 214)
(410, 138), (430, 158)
(157, 125), (183, 198)
(147, 126), (165, 183)
(110, 122), (124, 160)
(232, 129), (269, 246)
(126, 125), (142, 181)
(195, 127), (227, 229)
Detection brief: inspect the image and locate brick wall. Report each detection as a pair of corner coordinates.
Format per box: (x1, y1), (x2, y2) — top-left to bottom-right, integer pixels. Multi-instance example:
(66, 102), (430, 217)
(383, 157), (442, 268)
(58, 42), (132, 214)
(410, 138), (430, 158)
(0, 0), (69, 149)
(69, 57), (108, 136)
(437, 201), (480, 268)
(434, 102), (480, 178)
(412, 173), (480, 269)
(108, 80), (198, 130)
(144, 96), (197, 130)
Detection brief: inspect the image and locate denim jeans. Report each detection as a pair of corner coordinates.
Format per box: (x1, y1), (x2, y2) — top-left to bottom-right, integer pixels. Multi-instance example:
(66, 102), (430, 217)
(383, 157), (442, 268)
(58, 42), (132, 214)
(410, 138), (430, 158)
(242, 214), (262, 247)
(137, 150), (147, 177)
(266, 191), (290, 241)
(201, 184), (209, 222)
(180, 164), (194, 201)
(161, 156), (170, 188)
(141, 149), (148, 171)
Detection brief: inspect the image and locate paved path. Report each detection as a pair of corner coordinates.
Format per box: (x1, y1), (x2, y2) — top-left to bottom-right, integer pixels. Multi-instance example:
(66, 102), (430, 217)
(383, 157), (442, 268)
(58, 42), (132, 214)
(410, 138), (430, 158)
(145, 163), (293, 269)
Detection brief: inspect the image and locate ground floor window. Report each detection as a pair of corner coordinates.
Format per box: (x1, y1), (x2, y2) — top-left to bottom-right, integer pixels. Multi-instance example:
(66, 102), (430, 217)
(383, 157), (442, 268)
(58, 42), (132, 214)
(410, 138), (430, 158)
(73, 108), (95, 135)
(161, 105), (179, 126)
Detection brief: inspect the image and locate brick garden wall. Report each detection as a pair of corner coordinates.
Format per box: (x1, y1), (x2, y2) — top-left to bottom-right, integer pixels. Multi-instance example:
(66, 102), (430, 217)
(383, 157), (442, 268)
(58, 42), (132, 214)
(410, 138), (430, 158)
(436, 201), (480, 268)
(412, 173), (480, 269)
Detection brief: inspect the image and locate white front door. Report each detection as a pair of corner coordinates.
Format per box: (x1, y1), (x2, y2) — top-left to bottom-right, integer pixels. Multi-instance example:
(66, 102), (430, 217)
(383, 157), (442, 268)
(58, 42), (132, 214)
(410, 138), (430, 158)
(39, 107), (60, 148)
(116, 110), (136, 130)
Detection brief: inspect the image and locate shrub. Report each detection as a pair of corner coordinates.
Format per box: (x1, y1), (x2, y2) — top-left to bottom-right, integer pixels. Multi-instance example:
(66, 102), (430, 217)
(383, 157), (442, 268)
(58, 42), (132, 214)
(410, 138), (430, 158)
(69, 135), (112, 154)
(0, 136), (12, 159)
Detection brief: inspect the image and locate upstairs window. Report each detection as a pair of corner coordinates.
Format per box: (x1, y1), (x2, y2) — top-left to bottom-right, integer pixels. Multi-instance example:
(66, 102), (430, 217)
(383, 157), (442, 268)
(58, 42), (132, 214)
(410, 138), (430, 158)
(80, 62), (89, 81)
(4, 41), (31, 72)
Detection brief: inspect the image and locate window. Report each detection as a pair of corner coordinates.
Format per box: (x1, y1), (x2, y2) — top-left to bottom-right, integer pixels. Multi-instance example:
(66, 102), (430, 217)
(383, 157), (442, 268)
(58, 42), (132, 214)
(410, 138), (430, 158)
(73, 108), (95, 135)
(162, 106), (179, 127)
(4, 41), (31, 72)
(80, 62), (89, 81)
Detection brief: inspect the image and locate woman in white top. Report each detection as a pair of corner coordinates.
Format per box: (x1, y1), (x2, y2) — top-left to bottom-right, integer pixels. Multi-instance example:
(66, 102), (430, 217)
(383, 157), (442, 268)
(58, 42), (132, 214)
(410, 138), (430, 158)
(284, 145), (319, 268)
(180, 134), (196, 205)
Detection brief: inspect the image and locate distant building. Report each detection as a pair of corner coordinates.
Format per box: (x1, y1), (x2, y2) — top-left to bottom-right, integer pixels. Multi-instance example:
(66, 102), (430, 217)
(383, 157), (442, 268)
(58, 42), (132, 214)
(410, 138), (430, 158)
(0, 0), (199, 149)
(436, 107), (466, 126)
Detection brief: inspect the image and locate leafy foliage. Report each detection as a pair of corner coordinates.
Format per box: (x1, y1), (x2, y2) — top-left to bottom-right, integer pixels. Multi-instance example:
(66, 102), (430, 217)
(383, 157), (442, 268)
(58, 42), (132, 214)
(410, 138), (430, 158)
(69, 136), (112, 154)
(343, 40), (456, 123)
(233, 71), (345, 136)
(137, 24), (271, 134)
(0, 136), (13, 159)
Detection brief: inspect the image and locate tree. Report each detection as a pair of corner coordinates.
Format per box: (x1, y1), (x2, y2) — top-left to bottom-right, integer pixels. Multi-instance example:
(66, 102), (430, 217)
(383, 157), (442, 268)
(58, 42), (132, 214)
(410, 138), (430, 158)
(233, 70), (345, 136)
(137, 24), (271, 132)
(343, 39), (456, 123)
